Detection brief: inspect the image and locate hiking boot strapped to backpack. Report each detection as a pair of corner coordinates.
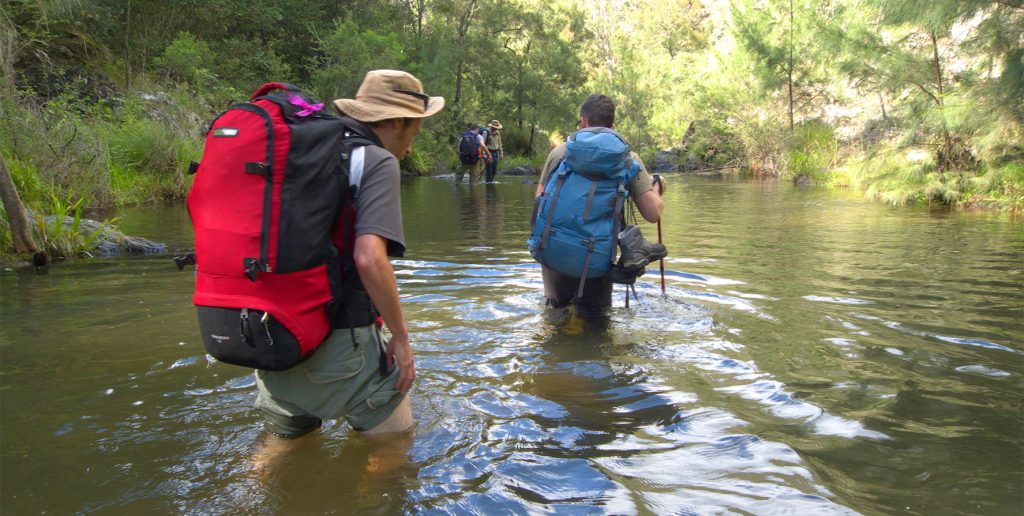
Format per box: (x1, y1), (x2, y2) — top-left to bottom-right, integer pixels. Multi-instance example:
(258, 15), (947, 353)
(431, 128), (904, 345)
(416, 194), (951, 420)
(617, 225), (668, 272)
(528, 127), (641, 298)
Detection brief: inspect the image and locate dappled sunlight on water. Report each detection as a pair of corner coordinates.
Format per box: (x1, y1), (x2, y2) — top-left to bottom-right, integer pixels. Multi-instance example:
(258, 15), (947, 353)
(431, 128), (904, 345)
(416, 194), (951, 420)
(1, 178), (1021, 514)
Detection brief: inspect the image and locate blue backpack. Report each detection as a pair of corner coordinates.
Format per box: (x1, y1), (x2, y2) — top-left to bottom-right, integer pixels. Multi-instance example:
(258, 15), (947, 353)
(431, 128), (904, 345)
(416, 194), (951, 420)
(458, 130), (479, 165)
(528, 128), (640, 293)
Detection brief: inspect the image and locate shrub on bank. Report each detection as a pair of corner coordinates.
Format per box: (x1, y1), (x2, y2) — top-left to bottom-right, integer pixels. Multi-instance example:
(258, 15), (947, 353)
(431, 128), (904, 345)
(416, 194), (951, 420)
(686, 120), (745, 168)
(832, 145), (1023, 211)
(783, 121), (839, 183)
(0, 184), (110, 263)
(2, 82), (202, 209)
(736, 118), (787, 176)
(400, 149), (433, 176)
(966, 163), (1024, 211)
(1, 90), (113, 206)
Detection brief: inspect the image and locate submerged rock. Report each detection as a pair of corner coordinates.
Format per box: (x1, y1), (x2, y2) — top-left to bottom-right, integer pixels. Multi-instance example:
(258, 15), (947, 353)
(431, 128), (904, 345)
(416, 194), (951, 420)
(43, 215), (167, 257)
(499, 165), (537, 176)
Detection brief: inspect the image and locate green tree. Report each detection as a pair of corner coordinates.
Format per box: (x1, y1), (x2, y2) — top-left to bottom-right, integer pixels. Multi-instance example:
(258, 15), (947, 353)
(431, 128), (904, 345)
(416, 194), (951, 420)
(849, 0), (1023, 171)
(732, 0), (835, 132)
(310, 18), (406, 102)
(471, 0), (588, 153)
(579, 0), (710, 147)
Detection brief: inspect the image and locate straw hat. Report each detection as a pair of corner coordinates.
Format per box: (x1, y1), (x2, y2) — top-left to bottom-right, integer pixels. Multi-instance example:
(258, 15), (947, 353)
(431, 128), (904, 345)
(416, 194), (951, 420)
(333, 70), (445, 122)
(488, 119), (503, 130)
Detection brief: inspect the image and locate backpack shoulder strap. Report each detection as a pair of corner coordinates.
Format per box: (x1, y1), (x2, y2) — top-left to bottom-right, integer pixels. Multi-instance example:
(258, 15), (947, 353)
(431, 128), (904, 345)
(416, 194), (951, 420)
(340, 134), (373, 198)
(348, 145), (366, 198)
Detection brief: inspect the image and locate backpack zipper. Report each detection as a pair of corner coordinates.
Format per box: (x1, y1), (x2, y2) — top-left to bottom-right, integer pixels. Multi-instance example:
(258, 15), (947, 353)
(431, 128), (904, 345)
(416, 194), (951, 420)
(233, 103), (275, 278)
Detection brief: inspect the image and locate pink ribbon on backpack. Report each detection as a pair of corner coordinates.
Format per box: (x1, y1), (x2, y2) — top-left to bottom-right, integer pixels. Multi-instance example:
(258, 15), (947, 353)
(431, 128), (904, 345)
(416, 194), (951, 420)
(288, 95), (324, 117)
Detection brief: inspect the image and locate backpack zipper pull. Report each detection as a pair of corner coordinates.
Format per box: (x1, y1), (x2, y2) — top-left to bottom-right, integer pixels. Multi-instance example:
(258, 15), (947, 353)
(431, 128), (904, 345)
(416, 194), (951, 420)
(239, 308), (252, 343)
(259, 311), (275, 347)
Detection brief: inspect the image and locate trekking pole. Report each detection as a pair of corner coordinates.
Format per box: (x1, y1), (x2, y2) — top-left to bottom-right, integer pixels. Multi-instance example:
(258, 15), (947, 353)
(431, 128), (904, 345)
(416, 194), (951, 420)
(653, 175), (666, 295)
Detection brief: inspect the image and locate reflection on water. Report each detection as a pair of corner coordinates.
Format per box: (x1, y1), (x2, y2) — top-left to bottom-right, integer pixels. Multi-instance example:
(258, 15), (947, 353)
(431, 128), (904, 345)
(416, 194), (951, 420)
(1, 177), (1022, 514)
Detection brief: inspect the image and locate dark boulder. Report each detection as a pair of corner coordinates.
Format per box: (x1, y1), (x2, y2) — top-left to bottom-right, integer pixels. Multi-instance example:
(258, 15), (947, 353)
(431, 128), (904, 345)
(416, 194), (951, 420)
(44, 215), (167, 257)
(648, 148), (683, 174)
(499, 165), (537, 176)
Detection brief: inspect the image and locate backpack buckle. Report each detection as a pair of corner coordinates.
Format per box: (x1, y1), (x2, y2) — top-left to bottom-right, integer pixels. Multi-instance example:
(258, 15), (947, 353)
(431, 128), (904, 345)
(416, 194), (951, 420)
(244, 162), (271, 177)
(243, 257), (264, 281)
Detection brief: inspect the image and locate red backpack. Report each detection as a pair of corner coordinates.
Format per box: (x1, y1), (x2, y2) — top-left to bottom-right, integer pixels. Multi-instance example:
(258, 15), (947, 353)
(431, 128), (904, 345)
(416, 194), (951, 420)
(186, 82), (368, 371)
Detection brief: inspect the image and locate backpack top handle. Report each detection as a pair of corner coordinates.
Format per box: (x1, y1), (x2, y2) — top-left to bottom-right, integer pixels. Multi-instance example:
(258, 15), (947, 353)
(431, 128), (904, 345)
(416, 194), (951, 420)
(251, 82), (301, 100)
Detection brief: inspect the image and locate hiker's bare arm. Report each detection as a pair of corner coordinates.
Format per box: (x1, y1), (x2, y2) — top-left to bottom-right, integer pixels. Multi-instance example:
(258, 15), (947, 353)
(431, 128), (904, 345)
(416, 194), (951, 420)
(635, 188), (663, 223)
(353, 233), (415, 395)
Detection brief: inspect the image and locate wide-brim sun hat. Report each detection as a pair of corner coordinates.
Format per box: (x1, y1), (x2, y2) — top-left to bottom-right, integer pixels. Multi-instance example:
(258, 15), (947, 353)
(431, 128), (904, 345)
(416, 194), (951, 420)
(333, 69), (445, 122)
(488, 119), (503, 130)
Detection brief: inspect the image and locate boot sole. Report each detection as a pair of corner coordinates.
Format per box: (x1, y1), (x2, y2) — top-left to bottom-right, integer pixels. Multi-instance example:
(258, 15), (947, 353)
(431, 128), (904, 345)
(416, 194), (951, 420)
(620, 251), (667, 270)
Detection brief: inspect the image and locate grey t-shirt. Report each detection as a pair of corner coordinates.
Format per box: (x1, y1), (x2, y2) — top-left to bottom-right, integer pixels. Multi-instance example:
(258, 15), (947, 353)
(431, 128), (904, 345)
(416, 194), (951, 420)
(352, 144), (406, 257)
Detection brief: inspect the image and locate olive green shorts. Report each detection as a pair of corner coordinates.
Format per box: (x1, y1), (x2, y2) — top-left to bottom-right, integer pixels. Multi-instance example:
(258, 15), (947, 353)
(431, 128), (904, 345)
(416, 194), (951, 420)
(254, 324), (405, 437)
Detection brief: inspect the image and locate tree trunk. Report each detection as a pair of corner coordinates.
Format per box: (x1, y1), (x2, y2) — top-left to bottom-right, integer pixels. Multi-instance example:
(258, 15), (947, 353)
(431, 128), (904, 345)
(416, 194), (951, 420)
(528, 122), (536, 156)
(0, 156), (38, 254)
(454, 60), (464, 107)
(515, 39), (532, 128)
(417, 0), (425, 42)
(124, 0), (132, 91)
(930, 30), (954, 171)
(787, 0), (795, 132)
(408, 0), (425, 60)
(1, 19), (14, 95)
(453, 0), (479, 110)
(680, 121), (696, 149)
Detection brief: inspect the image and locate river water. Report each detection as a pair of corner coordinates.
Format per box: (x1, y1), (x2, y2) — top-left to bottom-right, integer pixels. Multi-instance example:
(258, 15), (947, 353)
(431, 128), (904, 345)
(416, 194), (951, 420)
(1, 176), (1021, 514)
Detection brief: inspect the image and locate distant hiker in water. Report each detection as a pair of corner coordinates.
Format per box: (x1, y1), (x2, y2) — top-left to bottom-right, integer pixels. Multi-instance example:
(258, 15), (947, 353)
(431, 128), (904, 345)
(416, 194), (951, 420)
(455, 123), (491, 183)
(481, 119), (504, 182)
(528, 93), (667, 314)
(253, 70), (444, 443)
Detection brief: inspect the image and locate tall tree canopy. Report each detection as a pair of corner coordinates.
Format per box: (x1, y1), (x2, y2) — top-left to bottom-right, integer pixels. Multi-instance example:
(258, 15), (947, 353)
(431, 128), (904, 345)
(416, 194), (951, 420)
(1, 0), (1021, 210)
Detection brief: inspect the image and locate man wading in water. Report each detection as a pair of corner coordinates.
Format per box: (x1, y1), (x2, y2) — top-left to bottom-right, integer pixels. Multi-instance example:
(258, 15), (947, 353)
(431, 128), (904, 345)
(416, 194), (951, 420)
(254, 70), (444, 464)
(531, 94), (667, 315)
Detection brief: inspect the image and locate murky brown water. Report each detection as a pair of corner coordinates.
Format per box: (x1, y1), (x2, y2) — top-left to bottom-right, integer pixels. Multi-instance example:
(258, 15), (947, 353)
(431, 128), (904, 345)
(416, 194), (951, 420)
(2, 176), (1022, 514)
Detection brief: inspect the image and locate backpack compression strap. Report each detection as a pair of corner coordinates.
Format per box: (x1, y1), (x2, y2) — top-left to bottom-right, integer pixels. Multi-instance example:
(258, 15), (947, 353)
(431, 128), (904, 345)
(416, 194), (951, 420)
(575, 239), (597, 299)
(539, 169), (569, 250)
(574, 181), (626, 300)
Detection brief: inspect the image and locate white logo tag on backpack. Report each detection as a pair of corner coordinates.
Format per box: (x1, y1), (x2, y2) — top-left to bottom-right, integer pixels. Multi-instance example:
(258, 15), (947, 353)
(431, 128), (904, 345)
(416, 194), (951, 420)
(214, 128), (239, 138)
